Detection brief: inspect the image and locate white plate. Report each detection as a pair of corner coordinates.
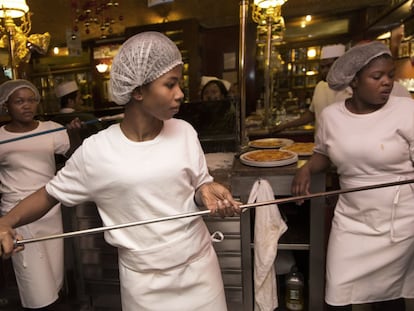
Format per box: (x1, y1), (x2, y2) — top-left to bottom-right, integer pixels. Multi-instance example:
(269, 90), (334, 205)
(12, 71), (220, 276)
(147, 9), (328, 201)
(240, 149), (298, 167)
(248, 138), (294, 149)
(280, 142), (315, 156)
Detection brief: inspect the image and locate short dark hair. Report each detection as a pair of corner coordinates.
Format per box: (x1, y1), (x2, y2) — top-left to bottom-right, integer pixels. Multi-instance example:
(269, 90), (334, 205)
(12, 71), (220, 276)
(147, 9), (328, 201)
(60, 90), (78, 108)
(201, 80), (228, 100)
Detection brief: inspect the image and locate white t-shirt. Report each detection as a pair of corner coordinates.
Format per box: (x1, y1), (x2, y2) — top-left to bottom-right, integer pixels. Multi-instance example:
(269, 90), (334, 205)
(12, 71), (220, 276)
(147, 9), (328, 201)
(309, 81), (341, 121)
(46, 118), (213, 250)
(0, 121), (69, 212)
(309, 80), (411, 130)
(315, 95), (414, 304)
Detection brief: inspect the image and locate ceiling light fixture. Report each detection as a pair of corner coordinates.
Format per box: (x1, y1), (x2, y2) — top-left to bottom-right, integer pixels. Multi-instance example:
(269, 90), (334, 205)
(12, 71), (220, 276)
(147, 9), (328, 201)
(254, 0), (286, 9)
(0, 0), (28, 18)
(96, 62), (109, 73)
(70, 0), (123, 39)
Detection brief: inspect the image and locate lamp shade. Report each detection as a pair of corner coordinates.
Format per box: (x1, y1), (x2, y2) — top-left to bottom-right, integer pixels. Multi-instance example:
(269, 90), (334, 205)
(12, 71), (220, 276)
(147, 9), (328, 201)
(254, 0), (287, 8)
(96, 63), (109, 73)
(0, 0), (29, 18)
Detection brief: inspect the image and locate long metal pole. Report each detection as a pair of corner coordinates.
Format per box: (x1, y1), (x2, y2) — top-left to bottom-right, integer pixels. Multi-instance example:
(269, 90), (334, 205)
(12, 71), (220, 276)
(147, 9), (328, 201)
(0, 113), (124, 145)
(15, 210), (211, 246)
(5, 16), (18, 79)
(238, 0), (249, 150)
(263, 18), (272, 128)
(14, 178), (414, 246)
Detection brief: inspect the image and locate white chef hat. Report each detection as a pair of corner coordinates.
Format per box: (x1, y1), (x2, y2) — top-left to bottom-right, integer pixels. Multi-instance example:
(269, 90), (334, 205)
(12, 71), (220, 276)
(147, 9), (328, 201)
(110, 31), (183, 105)
(200, 76), (232, 91)
(55, 80), (78, 98)
(320, 44), (346, 59)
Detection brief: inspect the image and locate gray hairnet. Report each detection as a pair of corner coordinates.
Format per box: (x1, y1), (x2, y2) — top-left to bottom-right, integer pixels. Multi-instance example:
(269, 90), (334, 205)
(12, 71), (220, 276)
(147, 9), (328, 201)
(110, 31), (183, 105)
(327, 41), (392, 91)
(0, 79), (40, 108)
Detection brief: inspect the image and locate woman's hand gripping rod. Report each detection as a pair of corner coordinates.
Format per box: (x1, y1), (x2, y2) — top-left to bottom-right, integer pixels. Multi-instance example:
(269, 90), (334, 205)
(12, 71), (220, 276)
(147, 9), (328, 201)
(0, 113), (125, 145)
(14, 178), (414, 247)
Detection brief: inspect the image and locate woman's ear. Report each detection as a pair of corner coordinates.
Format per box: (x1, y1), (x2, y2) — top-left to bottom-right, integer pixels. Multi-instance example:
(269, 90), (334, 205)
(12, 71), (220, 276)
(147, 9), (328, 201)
(350, 77), (358, 89)
(131, 87), (144, 101)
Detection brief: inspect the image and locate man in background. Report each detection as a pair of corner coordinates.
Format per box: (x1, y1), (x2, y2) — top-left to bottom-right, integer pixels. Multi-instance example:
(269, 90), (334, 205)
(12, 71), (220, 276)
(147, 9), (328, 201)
(272, 44), (346, 133)
(273, 42), (411, 134)
(52, 80), (101, 141)
(55, 80), (83, 113)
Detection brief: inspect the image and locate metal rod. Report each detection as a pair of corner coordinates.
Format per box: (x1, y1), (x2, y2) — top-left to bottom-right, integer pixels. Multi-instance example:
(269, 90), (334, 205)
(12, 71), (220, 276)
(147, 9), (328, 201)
(14, 178), (414, 246)
(238, 0), (249, 150)
(239, 178), (414, 209)
(0, 113), (124, 145)
(15, 210), (211, 246)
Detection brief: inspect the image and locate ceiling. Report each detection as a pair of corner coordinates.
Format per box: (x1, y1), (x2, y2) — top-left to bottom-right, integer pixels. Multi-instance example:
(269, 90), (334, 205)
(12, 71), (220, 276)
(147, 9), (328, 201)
(26, 0), (412, 47)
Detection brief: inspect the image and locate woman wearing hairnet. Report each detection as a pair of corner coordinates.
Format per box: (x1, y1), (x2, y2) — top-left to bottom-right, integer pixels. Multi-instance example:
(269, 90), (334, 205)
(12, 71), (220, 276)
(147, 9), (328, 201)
(0, 79), (82, 309)
(292, 41), (414, 310)
(0, 32), (240, 310)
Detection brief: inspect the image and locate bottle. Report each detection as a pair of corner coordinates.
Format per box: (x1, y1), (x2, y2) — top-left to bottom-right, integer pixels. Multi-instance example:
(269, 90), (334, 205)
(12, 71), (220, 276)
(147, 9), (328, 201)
(285, 266), (304, 310)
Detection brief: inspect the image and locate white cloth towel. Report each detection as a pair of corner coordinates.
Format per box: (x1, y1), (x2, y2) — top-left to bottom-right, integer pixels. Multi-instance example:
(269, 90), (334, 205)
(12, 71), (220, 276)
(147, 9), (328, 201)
(248, 179), (288, 311)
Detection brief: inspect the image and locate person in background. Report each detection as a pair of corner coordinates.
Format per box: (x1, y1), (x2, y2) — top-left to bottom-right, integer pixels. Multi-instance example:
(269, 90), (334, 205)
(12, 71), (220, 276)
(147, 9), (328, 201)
(0, 32), (241, 311)
(291, 41), (414, 311)
(273, 43), (412, 134)
(273, 44), (346, 132)
(0, 79), (82, 310)
(200, 76), (231, 101)
(53, 80), (101, 140)
(55, 80), (82, 114)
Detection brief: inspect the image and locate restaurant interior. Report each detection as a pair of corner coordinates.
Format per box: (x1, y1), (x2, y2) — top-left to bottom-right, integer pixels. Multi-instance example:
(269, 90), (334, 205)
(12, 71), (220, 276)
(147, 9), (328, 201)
(0, 0), (414, 310)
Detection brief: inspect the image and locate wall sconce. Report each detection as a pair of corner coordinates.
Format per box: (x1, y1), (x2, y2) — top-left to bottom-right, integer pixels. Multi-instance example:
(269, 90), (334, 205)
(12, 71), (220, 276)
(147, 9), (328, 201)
(96, 62), (109, 73)
(0, 0), (50, 79)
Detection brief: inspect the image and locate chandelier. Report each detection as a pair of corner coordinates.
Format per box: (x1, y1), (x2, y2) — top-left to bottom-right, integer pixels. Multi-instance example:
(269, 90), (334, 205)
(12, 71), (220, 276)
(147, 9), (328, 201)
(70, 0), (122, 39)
(0, 0), (50, 79)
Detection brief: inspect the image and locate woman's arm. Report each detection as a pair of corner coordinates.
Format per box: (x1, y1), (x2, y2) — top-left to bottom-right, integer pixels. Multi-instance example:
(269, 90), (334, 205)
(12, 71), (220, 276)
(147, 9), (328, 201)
(291, 152), (331, 198)
(0, 187), (57, 257)
(65, 117), (83, 157)
(271, 110), (315, 133)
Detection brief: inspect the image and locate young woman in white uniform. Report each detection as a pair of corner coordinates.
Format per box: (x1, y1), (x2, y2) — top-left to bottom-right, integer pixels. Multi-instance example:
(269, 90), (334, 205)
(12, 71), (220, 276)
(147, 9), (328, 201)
(292, 41), (414, 311)
(0, 32), (241, 311)
(0, 79), (81, 310)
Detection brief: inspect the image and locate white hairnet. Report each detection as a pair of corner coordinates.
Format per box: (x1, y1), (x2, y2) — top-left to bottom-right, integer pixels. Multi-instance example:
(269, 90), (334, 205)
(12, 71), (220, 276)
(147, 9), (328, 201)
(110, 31), (183, 105)
(0, 79), (40, 108)
(327, 41), (392, 91)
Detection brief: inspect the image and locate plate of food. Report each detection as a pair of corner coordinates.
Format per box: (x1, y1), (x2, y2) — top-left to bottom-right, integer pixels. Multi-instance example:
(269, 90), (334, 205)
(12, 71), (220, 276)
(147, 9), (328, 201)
(240, 149), (298, 167)
(248, 138), (294, 149)
(280, 142), (315, 156)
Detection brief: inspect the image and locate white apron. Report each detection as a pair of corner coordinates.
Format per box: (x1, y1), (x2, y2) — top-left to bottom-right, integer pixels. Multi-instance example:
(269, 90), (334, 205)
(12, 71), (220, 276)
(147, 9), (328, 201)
(325, 174), (414, 305)
(7, 203), (64, 308)
(117, 219), (227, 311)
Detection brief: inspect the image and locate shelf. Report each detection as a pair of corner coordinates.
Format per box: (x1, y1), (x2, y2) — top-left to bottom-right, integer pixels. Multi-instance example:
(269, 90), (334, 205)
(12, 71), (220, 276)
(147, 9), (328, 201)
(269, 45), (322, 105)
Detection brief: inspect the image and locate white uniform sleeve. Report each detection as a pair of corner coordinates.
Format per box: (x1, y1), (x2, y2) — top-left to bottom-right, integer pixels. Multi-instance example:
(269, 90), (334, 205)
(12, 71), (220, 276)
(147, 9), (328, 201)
(46, 145), (90, 206)
(49, 121), (70, 155)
